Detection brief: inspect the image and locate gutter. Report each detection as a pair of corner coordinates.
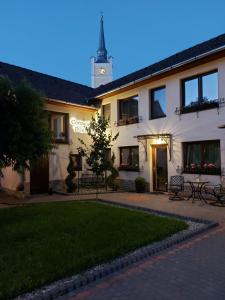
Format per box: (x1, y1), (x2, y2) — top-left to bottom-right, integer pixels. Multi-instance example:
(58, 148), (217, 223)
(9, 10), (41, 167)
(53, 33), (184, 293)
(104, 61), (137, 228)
(95, 44), (225, 98)
(46, 98), (97, 111)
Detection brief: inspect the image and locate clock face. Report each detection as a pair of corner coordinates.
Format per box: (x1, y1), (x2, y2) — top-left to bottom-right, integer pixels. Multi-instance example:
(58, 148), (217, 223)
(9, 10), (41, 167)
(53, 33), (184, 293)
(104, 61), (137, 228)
(99, 67), (106, 75)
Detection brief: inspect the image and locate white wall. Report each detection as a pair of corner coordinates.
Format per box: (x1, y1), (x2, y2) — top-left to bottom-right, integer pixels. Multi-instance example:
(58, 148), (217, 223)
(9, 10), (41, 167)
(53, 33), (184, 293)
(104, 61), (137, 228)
(101, 57), (225, 190)
(46, 103), (95, 183)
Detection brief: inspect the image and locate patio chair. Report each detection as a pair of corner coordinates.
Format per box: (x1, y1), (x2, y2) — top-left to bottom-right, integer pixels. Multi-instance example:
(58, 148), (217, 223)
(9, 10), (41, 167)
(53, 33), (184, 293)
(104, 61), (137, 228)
(205, 178), (225, 206)
(168, 175), (184, 201)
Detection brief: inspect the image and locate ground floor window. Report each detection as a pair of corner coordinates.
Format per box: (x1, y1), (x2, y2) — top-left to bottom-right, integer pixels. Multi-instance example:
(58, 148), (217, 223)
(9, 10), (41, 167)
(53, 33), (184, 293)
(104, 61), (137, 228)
(183, 140), (221, 174)
(119, 146), (139, 171)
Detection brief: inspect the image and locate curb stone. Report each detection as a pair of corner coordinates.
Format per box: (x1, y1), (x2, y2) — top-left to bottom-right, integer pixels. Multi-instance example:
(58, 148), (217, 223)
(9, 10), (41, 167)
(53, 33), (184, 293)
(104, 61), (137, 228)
(16, 199), (218, 300)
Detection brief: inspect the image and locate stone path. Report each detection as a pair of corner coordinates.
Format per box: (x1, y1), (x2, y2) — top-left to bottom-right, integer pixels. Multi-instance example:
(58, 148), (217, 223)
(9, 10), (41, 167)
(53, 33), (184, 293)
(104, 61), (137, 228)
(63, 225), (225, 300)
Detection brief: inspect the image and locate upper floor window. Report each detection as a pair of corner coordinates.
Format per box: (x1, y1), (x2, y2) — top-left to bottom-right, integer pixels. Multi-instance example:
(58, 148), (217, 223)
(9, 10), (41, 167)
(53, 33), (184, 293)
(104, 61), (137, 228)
(118, 95), (139, 125)
(150, 86), (166, 119)
(102, 103), (111, 123)
(181, 71), (218, 113)
(119, 146), (139, 171)
(51, 112), (69, 143)
(183, 140), (221, 175)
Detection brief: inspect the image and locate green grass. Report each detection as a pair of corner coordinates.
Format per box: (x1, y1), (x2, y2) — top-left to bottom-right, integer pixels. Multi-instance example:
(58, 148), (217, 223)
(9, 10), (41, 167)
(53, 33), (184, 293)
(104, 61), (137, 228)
(0, 201), (188, 299)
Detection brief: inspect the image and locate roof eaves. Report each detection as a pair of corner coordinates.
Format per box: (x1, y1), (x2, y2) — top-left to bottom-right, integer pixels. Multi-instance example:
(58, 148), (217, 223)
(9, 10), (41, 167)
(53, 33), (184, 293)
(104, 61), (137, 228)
(94, 43), (225, 99)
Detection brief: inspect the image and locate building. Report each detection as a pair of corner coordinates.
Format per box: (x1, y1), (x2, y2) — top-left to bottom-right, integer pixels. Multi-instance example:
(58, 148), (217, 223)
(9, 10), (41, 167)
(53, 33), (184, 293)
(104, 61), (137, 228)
(1, 24), (225, 194)
(91, 16), (113, 88)
(93, 33), (225, 192)
(0, 61), (97, 194)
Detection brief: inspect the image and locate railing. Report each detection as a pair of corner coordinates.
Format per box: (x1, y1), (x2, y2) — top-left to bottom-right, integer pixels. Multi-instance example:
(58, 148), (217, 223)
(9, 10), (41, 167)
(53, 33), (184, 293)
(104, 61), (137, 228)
(175, 98), (225, 115)
(115, 116), (142, 126)
(183, 167), (221, 175)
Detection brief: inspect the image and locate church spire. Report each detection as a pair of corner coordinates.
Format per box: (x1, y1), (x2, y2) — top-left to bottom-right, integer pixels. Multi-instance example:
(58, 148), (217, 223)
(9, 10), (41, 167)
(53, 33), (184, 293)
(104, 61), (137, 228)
(96, 15), (108, 63)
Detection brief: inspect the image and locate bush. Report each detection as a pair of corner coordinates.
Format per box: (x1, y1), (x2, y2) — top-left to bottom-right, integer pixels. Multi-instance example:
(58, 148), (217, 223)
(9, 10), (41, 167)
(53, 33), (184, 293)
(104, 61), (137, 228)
(106, 153), (119, 191)
(65, 153), (77, 193)
(135, 176), (146, 193)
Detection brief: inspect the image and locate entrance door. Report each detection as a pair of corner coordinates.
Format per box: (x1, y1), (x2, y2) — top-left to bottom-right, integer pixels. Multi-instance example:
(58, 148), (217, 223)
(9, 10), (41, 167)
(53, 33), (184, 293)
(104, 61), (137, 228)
(152, 145), (168, 191)
(30, 156), (49, 194)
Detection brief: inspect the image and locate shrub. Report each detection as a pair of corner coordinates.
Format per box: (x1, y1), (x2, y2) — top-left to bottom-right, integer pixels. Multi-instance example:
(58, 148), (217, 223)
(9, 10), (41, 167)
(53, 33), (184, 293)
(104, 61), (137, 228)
(135, 176), (146, 193)
(65, 153), (77, 193)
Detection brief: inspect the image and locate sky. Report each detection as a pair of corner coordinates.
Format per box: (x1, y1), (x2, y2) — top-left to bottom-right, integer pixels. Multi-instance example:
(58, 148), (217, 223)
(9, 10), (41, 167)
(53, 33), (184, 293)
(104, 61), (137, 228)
(0, 0), (225, 87)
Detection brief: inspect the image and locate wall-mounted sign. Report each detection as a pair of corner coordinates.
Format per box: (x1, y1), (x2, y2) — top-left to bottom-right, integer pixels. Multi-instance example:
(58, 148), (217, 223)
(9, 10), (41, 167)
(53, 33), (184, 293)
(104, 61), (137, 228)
(70, 118), (90, 134)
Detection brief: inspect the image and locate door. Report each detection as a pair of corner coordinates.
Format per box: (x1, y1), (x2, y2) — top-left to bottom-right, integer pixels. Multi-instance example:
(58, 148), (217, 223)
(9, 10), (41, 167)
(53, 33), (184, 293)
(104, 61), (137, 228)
(30, 156), (49, 194)
(152, 145), (168, 191)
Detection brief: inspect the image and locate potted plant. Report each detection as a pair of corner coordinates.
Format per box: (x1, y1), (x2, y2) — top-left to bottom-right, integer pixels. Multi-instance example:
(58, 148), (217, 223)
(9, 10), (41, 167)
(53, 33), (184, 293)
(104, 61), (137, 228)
(135, 176), (146, 193)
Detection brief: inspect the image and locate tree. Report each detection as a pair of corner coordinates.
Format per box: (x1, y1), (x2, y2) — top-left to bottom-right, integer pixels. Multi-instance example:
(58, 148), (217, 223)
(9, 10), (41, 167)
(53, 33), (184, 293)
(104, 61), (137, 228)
(0, 76), (53, 186)
(78, 112), (119, 177)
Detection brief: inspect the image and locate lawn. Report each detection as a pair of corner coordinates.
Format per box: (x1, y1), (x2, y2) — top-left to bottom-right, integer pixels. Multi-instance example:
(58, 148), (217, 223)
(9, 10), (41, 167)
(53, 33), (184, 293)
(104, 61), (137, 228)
(0, 201), (187, 299)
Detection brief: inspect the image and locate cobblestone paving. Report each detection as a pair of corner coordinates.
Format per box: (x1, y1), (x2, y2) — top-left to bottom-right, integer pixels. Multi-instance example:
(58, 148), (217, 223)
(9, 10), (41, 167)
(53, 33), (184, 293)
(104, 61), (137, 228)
(64, 226), (225, 300)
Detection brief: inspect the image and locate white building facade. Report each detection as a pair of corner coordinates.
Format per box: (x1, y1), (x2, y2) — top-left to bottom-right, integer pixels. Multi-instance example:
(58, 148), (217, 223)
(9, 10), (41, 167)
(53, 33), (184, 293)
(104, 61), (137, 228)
(97, 42), (225, 191)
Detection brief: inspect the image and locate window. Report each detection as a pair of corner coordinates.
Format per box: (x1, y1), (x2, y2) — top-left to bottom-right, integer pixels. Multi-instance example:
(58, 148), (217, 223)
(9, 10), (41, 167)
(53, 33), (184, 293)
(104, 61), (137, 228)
(51, 112), (69, 143)
(150, 86), (166, 119)
(183, 140), (221, 175)
(119, 146), (139, 171)
(102, 104), (111, 123)
(182, 71), (218, 112)
(118, 95), (139, 125)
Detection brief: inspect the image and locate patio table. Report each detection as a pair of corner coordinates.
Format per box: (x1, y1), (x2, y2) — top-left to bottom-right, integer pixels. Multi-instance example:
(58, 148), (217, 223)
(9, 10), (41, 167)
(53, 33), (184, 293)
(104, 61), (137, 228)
(186, 181), (209, 203)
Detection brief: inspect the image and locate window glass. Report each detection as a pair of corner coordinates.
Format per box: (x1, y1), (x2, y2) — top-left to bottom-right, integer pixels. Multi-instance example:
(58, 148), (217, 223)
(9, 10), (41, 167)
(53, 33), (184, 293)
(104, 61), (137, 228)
(102, 104), (111, 122)
(119, 95), (139, 125)
(183, 140), (220, 174)
(151, 87), (166, 119)
(184, 78), (198, 106)
(51, 113), (68, 142)
(131, 147), (139, 169)
(182, 71), (218, 107)
(120, 148), (130, 167)
(120, 146), (139, 170)
(202, 72), (218, 101)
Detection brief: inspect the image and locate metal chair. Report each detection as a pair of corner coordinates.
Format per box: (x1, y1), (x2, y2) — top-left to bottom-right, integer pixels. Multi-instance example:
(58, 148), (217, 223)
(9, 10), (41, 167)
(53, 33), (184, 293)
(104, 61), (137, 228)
(168, 175), (184, 201)
(205, 178), (225, 206)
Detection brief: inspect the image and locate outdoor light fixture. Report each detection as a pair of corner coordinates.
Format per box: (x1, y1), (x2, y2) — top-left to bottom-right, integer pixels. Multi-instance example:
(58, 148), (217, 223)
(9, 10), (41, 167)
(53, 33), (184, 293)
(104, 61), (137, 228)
(156, 137), (165, 144)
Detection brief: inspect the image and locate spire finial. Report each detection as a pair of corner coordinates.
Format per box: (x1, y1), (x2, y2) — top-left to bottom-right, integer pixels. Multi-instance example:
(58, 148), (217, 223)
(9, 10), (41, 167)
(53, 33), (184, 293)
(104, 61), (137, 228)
(96, 13), (108, 63)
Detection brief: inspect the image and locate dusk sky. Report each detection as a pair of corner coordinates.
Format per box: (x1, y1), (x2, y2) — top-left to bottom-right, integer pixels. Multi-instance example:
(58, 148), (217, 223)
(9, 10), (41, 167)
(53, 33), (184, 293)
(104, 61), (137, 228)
(1, 0), (225, 87)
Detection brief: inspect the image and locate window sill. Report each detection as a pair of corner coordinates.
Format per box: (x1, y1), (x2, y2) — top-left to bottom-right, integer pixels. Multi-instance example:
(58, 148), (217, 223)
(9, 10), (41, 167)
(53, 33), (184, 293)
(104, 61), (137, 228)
(53, 139), (69, 144)
(183, 168), (221, 175)
(119, 167), (140, 172)
(180, 101), (219, 114)
(117, 117), (139, 126)
(150, 115), (166, 120)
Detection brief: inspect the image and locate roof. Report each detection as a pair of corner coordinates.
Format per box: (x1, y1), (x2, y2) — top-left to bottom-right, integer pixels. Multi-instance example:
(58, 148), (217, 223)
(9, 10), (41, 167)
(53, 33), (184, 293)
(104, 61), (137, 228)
(92, 33), (225, 98)
(0, 61), (94, 105)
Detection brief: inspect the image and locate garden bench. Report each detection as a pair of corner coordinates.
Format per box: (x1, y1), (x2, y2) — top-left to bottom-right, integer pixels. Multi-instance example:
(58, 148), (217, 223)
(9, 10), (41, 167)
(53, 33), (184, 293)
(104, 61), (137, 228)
(79, 173), (105, 187)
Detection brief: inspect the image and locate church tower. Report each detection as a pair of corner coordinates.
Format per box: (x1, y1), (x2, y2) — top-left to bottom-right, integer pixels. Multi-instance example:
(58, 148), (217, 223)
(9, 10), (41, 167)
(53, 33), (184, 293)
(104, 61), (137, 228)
(91, 16), (113, 88)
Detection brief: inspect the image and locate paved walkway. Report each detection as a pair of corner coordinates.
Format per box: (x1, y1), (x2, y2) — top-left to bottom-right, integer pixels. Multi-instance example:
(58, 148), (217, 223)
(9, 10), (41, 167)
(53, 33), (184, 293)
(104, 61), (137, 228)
(65, 225), (225, 300)
(52, 192), (225, 300)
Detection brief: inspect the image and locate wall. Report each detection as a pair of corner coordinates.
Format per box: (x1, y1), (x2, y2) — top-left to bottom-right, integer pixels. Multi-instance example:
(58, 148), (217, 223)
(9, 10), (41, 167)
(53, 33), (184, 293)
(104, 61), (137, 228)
(46, 102), (95, 191)
(101, 57), (225, 191)
(0, 102), (96, 194)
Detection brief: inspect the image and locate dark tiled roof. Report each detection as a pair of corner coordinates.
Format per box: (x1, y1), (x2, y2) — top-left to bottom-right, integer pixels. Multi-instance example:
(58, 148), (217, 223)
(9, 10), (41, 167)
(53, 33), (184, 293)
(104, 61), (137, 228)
(92, 33), (225, 97)
(0, 61), (94, 105)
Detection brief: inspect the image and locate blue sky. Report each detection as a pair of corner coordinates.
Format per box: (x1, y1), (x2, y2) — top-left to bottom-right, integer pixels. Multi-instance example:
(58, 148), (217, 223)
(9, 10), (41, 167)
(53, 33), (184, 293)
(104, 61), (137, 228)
(1, 0), (225, 86)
